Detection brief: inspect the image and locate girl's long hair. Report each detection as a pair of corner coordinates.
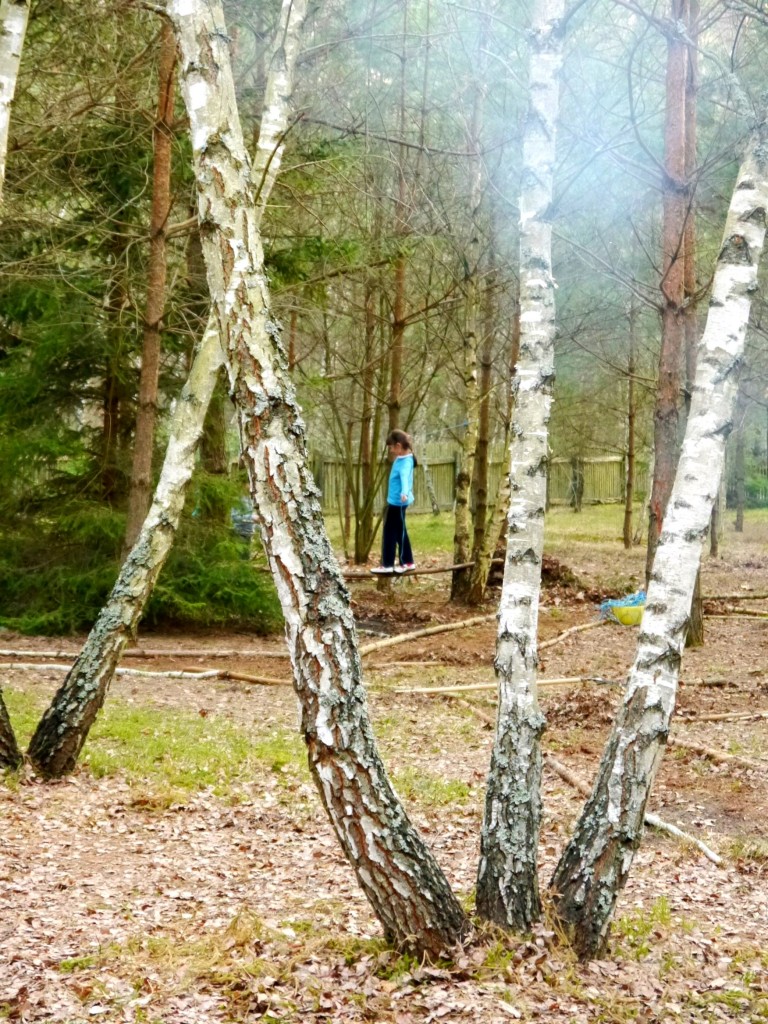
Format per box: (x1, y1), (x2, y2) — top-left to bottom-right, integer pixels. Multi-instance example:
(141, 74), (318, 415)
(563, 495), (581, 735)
(386, 429), (418, 466)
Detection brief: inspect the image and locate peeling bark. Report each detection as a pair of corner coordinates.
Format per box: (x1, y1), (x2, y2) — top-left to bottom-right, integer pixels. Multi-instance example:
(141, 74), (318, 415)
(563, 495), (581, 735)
(166, 0), (468, 956)
(476, 0), (564, 932)
(551, 118), (768, 959)
(0, 0), (29, 206)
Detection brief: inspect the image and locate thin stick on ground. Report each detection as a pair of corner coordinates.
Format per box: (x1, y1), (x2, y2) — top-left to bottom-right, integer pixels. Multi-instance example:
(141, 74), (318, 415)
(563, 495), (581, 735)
(0, 648), (290, 661)
(545, 755), (723, 866)
(358, 614), (496, 656)
(396, 676), (618, 696)
(2, 663), (290, 686)
(667, 736), (766, 771)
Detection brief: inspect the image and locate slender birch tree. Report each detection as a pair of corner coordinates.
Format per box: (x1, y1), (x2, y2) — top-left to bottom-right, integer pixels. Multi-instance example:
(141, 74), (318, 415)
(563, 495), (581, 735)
(164, 0), (469, 956)
(476, 0), (564, 931)
(551, 115), (768, 959)
(0, 0), (28, 206)
(28, 0), (309, 776)
(0, 0), (30, 767)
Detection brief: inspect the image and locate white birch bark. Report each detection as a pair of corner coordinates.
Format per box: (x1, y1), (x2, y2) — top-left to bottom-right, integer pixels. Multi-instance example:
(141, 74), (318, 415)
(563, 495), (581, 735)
(476, 0), (564, 931)
(0, 0), (29, 206)
(164, 0), (468, 956)
(27, 0), (308, 776)
(551, 118), (768, 959)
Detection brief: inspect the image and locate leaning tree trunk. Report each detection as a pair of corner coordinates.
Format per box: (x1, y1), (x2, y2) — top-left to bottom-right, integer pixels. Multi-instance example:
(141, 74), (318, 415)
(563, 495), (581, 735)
(476, 0), (564, 932)
(28, 322), (225, 775)
(124, 22), (177, 552)
(0, 688), (22, 769)
(27, 0), (309, 777)
(551, 117), (768, 960)
(0, 0), (29, 206)
(166, 0), (468, 956)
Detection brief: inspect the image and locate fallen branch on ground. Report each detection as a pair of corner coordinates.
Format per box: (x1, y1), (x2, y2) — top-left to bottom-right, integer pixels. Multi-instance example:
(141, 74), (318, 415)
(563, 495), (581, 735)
(395, 675), (618, 695)
(0, 647), (289, 660)
(2, 662), (290, 686)
(704, 592), (768, 601)
(359, 614), (496, 656)
(539, 619), (607, 650)
(667, 736), (765, 770)
(545, 755), (723, 866)
(678, 710), (768, 723)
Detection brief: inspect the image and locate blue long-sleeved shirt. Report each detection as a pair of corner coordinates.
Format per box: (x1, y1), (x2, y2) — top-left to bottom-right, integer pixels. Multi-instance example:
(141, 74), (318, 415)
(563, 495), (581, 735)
(387, 453), (414, 506)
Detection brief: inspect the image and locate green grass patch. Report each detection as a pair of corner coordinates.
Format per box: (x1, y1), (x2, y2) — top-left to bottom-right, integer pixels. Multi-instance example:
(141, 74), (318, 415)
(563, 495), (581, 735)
(391, 765), (470, 806)
(80, 702), (307, 796)
(2, 687), (307, 798)
(614, 896), (672, 960)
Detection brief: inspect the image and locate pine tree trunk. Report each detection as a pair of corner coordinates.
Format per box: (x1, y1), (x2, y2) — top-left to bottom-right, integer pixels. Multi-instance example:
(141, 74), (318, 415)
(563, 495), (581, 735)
(551, 118), (768, 960)
(124, 23), (177, 552)
(27, 0), (308, 777)
(476, 0), (564, 932)
(623, 301), (637, 549)
(0, 0), (28, 205)
(0, 688), (22, 769)
(645, 0), (689, 585)
(167, 0), (468, 956)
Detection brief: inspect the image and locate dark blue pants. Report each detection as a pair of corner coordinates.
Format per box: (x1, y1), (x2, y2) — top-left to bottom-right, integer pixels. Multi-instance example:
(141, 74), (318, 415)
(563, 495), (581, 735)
(381, 504), (413, 567)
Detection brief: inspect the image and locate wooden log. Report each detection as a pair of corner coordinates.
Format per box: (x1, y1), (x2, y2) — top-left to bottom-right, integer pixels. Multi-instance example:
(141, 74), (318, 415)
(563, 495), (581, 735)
(2, 662), (290, 686)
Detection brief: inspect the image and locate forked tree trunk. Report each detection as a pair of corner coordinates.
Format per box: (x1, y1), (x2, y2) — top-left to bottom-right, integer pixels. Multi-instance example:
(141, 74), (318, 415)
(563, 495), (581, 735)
(124, 22), (177, 552)
(27, 0), (308, 777)
(166, 0), (468, 955)
(0, 0), (29, 206)
(476, 0), (564, 932)
(551, 118), (768, 959)
(0, 689), (22, 769)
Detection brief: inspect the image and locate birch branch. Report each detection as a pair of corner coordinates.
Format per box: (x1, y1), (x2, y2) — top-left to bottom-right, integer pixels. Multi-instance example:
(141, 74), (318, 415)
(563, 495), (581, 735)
(545, 755), (723, 866)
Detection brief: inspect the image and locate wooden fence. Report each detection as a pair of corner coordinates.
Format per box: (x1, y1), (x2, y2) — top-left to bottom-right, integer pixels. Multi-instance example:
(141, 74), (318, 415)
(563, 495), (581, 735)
(312, 448), (649, 514)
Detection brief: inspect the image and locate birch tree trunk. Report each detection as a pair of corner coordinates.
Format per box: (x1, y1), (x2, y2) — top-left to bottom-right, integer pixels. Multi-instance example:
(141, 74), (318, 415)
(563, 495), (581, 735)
(476, 0), (564, 931)
(165, 0), (468, 956)
(27, 0), (308, 777)
(0, 0), (29, 206)
(124, 22), (177, 552)
(0, 688), (22, 769)
(551, 118), (768, 959)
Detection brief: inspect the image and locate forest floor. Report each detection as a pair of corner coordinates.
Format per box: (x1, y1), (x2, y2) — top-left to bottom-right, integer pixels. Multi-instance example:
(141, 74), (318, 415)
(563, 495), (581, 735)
(2, 508), (768, 1023)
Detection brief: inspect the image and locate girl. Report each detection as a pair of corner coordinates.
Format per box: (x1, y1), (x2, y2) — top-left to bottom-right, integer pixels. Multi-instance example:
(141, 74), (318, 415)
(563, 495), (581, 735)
(371, 430), (416, 574)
